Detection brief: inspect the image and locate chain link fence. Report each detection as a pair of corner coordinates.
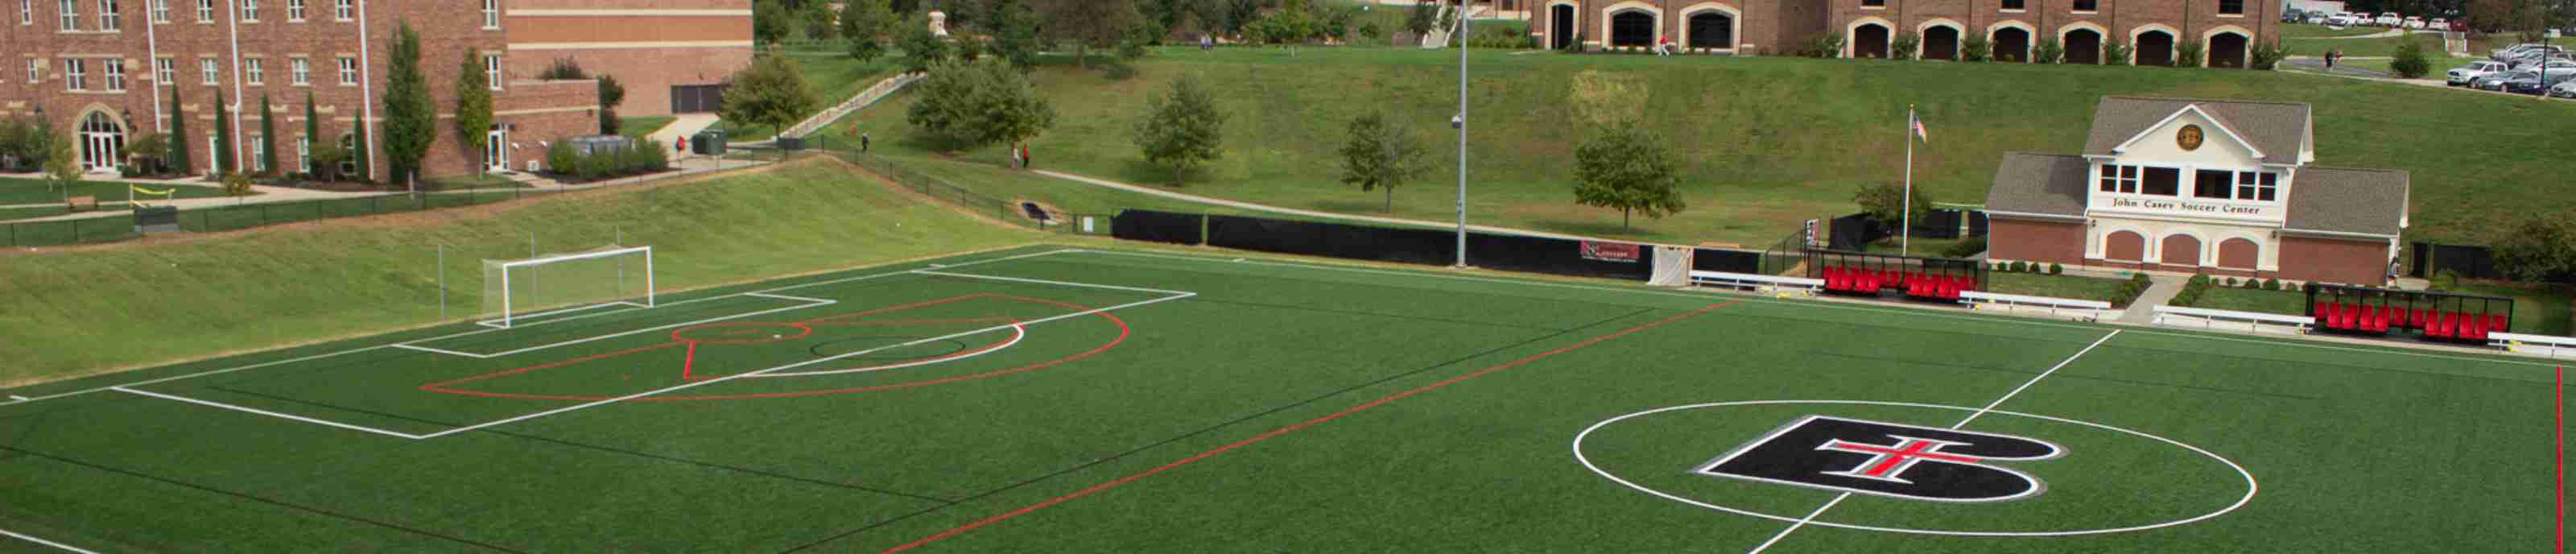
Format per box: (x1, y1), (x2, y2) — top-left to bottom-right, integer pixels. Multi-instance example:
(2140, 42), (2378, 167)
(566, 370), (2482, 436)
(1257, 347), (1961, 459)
(2, 184), (597, 248)
(832, 151), (1113, 237)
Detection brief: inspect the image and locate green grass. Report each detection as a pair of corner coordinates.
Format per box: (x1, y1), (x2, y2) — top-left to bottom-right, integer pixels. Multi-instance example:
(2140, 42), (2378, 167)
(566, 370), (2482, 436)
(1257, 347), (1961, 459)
(1, 246), (2561, 552)
(0, 159), (1033, 385)
(617, 116), (678, 140)
(2283, 31), (2447, 57)
(0, 177), (229, 205)
(422, 175), (530, 191)
(1987, 271), (2138, 305)
(823, 47), (2576, 246)
(709, 52), (902, 142)
(2279, 23), (2398, 39)
(0, 204), (69, 221)
(2184, 284), (2312, 315)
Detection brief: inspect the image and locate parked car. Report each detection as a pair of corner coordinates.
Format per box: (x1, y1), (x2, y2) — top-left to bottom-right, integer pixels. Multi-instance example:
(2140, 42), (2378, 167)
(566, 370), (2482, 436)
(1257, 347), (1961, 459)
(2447, 20), (2468, 31)
(2404, 17), (2426, 29)
(2428, 19), (2448, 30)
(2501, 72), (2564, 95)
(2448, 60), (2513, 85)
(2375, 12), (2403, 26)
(2493, 43), (2567, 60)
(2472, 70), (2533, 90)
(2550, 81), (2576, 98)
(2505, 53), (2576, 71)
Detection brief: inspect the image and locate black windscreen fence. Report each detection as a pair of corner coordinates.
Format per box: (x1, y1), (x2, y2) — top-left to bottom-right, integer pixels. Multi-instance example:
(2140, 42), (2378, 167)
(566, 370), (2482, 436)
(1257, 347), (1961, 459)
(1967, 211), (1990, 238)
(1694, 248), (1763, 274)
(1914, 209), (1963, 239)
(1828, 213), (1889, 252)
(1111, 209), (1204, 246)
(2409, 242), (2504, 280)
(1206, 214), (1455, 264)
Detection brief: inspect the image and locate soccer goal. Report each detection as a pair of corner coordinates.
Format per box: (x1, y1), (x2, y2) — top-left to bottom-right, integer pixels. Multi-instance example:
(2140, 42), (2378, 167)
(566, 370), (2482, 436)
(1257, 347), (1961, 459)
(479, 246), (656, 329)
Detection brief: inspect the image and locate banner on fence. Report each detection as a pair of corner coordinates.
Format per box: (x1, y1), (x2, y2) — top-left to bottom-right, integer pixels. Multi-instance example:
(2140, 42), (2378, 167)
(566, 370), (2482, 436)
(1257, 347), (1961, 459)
(1580, 241), (1641, 263)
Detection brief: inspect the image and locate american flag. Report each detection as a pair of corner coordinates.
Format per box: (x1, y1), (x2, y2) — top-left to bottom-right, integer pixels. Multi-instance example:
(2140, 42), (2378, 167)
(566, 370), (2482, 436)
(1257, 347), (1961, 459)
(1910, 112), (1930, 143)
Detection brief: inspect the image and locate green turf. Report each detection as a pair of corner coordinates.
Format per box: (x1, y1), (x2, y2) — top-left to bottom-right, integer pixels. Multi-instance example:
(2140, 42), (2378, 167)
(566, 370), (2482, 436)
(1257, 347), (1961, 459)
(617, 116), (678, 140)
(2283, 31), (2447, 57)
(2278, 23), (2398, 39)
(0, 177), (230, 205)
(0, 159), (1033, 386)
(819, 46), (2576, 246)
(1, 246), (2563, 552)
(0, 205), (69, 221)
(1988, 271), (2140, 305)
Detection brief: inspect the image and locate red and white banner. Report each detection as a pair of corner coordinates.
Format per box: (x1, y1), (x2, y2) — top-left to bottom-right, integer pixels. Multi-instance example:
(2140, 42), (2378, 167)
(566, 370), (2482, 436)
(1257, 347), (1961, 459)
(1580, 241), (1642, 263)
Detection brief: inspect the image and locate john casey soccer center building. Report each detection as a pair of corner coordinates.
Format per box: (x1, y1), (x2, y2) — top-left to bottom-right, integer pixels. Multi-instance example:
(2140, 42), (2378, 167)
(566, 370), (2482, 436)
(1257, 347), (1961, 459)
(1983, 97), (2411, 285)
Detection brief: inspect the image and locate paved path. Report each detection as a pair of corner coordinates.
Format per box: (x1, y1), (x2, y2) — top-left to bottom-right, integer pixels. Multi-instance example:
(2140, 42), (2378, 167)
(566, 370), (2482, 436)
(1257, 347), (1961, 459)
(2116, 273), (2189, 325)
(1032, 169), (1665, 245)
(647, 114), (723, 163)
(2284, 56), (2392, 78)
(2303, 27), (2408, 39)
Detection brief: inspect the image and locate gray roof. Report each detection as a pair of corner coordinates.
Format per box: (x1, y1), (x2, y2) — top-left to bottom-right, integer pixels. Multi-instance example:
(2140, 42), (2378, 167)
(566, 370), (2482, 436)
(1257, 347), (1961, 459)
(1984, 153), (2092, 218)
(2081, 97), (2310, 164)
(2285, 167), (2411, 237)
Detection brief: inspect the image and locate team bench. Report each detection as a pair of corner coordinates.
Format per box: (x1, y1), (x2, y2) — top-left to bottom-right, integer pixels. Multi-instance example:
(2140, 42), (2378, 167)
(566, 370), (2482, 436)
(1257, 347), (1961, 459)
(1689, 271), (1823, 294)
(2151, 305), (2316, 333)
(65, 196), (97, 212)
(2487, 333), (2576, 359)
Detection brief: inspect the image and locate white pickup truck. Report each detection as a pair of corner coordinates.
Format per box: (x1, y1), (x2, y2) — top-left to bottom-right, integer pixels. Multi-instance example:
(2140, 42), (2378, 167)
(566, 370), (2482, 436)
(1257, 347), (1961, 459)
(2448, 60), (2512, 86)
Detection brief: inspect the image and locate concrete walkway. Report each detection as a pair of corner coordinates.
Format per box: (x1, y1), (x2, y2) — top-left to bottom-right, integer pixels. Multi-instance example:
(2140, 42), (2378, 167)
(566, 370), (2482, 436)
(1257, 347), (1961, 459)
(2116, 273), (2189, 325)
(647, 114), (723, 163)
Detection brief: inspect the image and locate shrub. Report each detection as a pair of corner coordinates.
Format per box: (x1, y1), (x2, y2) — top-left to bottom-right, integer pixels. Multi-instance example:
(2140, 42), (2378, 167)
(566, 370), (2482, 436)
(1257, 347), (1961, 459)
(1466, 25), (1531, 49)
(2391, 37), (2432, 78)
(2222, 276), (2236, 287)
(221, 172), (254, 196)
(1941, 236), (1988, 258)
(2262, 279), (2281, 291)
(2242, 278), (2260, 289)
(2104, 39), (2133, 66)
(1801, 34), (1845, 58)
(1891, 31), (1921, 60)
(1961, 35), (1992, 62)
(2049, 263), (2063, 275)
(2033, 37), (2065, 64)
(2175, 43), (2204, 68)
(1105, 63), (1139, 81)
(2250, 41), (2289, 70)
(2431, 270), (2462, 291)
(2009, 261), (2029, 273)
(2188, 274), (2210, 286)
(546, 139), (669, 181)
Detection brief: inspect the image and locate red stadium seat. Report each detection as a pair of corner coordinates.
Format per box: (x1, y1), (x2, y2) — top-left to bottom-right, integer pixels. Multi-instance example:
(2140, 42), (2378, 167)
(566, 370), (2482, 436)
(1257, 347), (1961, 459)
(2487, 315), (2508, 333)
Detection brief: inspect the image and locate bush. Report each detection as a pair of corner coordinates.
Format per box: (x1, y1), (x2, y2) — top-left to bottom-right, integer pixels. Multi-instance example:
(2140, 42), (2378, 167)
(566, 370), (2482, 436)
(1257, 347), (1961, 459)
(2431, 269), (2462, 291)
(1941, 236), (1988, 258)
(2250, 41), (2289, 70)
(2033, 37), (2065, 64)
(2174, 43), (2204, 68)
(1801, 34), (1845, 58)
(545, 139), (669, 181)
(2009, 261), (2029, 273)
(2049, 263), (2063, 275)
(2391, 37), (2432, 78)
(1891, 31), (1921, 60)
(2222, 277), (2236, 287)
(2104, 39), (2133, 66)
(2263, 279), (2281, 291)
(1104, 63), (1139, 81)
(1961, 35), (1992, 62)
(1466, 25), (1531, 49)
(221, 172), (254, 196)
(2242, 277), (2260, 289)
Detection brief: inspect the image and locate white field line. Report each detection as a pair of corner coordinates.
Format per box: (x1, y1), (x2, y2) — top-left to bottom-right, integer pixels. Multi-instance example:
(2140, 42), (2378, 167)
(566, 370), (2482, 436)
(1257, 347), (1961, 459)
(474, 300), (646, 329)
(411, 290), (1192, 440)
(1744, 329), (2121, 553)
(0, 249), (1080, 408)
(912, 269), (1198, 296)
(389, 344), (496, 358)
(743, 291), (834, 304)
(1069, 249), (2568, 370)
(0, 527), (101, 554)
(111, 387), (430, 440)
(756, 321), (1026, 378)
(400, 296), (836, 359)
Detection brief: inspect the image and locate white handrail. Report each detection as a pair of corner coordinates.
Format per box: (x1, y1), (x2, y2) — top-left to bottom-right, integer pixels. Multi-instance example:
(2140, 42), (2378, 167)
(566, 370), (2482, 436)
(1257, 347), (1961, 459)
(2490, 332), (2576, 358)
(1959, 291), (2111, 310)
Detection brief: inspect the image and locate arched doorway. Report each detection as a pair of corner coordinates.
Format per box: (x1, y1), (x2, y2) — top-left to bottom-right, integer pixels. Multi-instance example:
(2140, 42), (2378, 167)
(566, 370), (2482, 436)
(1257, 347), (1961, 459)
(1853, 23), (1892, 59)
(2218, 238), (2260, 270)
(2064, 28), (2103, 64)
(1992, 27), (2031, 62)
(2207, 32), (2250, 68)
(78, 110), (125, 173)
(2134, 30), (2176, 66)
(2161, 234), (2202, 267)
(1608, 10), (1656, 48)
(2105, 230), (2145, 262)
(1922, 25), (1961, 60)
(1549, 4), (1576, 50)
(1686, 10), (1735, 51)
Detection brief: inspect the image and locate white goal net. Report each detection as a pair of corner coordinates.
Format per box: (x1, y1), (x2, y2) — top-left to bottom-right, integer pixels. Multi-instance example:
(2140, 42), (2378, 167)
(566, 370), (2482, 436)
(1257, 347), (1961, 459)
(480, 245), (656, 329)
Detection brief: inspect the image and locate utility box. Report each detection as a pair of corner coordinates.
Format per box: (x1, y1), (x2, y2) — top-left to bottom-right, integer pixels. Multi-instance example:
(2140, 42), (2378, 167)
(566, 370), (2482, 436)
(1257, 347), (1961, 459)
(564, 135), (632, 156)
(691, 130), (729, 155)
(134, 206), (180, 234)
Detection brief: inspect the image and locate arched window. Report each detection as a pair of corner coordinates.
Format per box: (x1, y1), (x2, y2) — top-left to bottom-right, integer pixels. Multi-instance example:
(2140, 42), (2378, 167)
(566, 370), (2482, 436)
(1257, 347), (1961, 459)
(1687, 12), (1733, 49)
(1608, 10), (1656, 47)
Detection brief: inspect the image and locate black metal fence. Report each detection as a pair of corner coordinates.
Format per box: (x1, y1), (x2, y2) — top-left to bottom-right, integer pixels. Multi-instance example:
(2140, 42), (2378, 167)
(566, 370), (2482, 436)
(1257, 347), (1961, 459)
(1111, 209), (1657, 280)
(1, 185), (600, 248)
(2409, 242), (2505, 280)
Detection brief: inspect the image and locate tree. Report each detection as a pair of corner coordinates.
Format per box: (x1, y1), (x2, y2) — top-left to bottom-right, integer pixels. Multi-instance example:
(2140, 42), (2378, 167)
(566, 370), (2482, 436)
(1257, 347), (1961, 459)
(303, 91), (320, 176)
(213, 92), (234, 176)
(2492, 216), (2576, 283)
(2033, 37), (2064, 64)
(2176, 43), (2203, 68)
(1962, 35), (1992, 62)
(43, 129), (79, 192)
(456, 48), (496, 176)
(719, 54), (823, 145)
(353, 119), (373, 182)
(1852, 182), (1934, 232)
(167, 85), (192, 175)
(1039, 0), (1142, 68)
(1131, 73), (1224, 185)
(1336, 112), (1427, 213)
(841, 0), (894, 62)
(382, 22), (436, 186)
(258, 95), (279, 176)
(898, 12), (952, 73)
(1571, 125), (1686, 230)
(598, 74), (626, 135)
(987, 0), (1044, 68)
(906, 57), (1057, 151)
(799, 0), (838, 40)
(2391, 37), (2433, 78)
(1404, 0), (1435, 36)
(753, 0), (795, 43)
(1891, 31), (1921, 60)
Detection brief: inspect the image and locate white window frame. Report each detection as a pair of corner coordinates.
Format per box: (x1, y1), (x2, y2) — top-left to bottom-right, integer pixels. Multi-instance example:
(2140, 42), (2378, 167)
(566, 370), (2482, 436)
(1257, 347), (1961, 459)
(283, 0), (297, 20)
(2235, 171), (2279, 202)
(59, 0), (76, 30)
(250, 138), (266, 172)
(20, 0), (31, 25)
(193, 0), (206, 21)
(96, 0), (114, 30)
(103, 57), (125, 90)
(199, 57), (217, 85)
(329, 0), (344, 19)
(2096, 164), (2139, 194)
(289, 57), (308, 85)
(484, 53), (502, 90)
(27, 59), (40, 82)
(154, 56), (173, 85)
(296, 135), (310, 173)
(244, 57), (262, 85)
(148, 0), (163, 22)
(237, 0), (252, 21)
(480, 0), (495, 28)
(336, 56), (356, 85)
(64, 59), (86, 90)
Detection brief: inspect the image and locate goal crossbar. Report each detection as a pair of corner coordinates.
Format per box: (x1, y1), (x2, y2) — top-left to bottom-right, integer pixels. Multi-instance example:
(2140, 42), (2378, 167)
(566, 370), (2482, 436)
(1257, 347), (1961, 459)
(480, 246), (657, 329)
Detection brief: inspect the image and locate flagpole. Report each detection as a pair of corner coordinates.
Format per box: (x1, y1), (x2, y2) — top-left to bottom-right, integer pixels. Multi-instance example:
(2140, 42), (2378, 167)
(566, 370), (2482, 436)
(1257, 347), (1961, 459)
(1902, 105), (1914, 257)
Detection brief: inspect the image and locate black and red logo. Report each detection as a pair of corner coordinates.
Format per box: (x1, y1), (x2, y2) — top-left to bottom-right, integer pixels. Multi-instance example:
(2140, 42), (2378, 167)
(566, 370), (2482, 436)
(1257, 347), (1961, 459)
(1694, 416), (2062, 502)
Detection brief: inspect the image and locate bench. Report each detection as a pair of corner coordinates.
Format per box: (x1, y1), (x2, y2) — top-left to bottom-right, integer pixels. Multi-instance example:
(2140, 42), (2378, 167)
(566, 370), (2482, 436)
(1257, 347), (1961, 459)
(1958, 291), (2113, 320)
(65, 196), (97, 212)
(2488, 332), (2576, 359)
(1689, 270), (1823, 295)
(2152, 305), (2316, 334)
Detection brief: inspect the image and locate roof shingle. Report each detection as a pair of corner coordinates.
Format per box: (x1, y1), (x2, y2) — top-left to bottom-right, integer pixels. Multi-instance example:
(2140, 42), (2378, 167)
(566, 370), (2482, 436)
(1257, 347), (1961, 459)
(1984, 153), (2091, 218)
(2285, 167), (2410, 237)
(2081, 97), (2310, 164)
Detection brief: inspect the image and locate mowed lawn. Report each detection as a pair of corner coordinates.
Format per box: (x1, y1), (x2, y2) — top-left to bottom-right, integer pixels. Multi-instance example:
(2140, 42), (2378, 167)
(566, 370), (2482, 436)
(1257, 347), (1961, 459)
(824, 46), (2576, 246)
(710, 51), (903, 141)
(0, 177), (230, 205)
(0, 159), (1033, 386)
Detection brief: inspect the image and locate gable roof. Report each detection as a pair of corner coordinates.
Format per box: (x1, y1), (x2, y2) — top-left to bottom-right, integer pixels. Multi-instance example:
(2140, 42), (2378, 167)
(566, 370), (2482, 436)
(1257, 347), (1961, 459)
(2081, 97), (2310, 164)
(2285, 167), (2411, 237)
(1984, 153), (2091, 218)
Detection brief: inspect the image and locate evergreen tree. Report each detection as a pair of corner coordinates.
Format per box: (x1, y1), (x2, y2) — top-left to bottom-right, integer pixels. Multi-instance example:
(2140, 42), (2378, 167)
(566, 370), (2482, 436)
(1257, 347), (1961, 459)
(167, 85), (192, 175)
(1038, 0), (1141, 68)
(456, 48), (497, 175)
(898, 12), (952, 73)
(303, 91), (320, 176)
(213, 91), (234, 176)
(258, 95), (278, 176)
(988, 0), (1043, 68)
(597, 75), (626, 135)
(353, 119), (372, 182)
(382, 22), (436, 186)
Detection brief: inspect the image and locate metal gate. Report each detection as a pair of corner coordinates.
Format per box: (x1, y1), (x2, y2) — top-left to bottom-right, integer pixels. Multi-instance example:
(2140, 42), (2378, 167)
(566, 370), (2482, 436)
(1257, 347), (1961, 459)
(671, 85), (727, 114)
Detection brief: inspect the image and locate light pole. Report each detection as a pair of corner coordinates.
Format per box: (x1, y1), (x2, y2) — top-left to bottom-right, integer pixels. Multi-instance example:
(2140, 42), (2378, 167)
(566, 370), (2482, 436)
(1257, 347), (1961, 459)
(1454, 1), (1470, 268)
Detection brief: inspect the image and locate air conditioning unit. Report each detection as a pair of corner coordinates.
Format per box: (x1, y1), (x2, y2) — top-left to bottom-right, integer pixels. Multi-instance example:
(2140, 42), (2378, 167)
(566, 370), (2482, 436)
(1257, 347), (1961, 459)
(526, 160), (540, 172)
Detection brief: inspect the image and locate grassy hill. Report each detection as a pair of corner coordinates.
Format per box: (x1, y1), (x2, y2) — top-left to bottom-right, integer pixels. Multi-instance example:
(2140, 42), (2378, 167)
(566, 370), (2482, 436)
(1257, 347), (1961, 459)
(0, 159), (1033, 386)
(826, 47), (2576, 246)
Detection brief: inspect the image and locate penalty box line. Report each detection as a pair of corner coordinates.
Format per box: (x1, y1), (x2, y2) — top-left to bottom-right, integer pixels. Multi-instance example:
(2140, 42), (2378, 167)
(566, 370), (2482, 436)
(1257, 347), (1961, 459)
(1744, 329), (2124, 554)
(391, 292), (839, 359)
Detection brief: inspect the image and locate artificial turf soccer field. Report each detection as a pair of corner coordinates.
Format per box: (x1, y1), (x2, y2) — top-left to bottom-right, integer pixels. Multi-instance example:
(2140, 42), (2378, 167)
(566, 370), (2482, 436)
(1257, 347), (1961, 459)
(1, 245), (2565, 552)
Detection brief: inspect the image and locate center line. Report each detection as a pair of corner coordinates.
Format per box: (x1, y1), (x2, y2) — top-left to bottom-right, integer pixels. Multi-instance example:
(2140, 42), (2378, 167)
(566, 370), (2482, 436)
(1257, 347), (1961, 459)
(1746, 329), (2121, 553)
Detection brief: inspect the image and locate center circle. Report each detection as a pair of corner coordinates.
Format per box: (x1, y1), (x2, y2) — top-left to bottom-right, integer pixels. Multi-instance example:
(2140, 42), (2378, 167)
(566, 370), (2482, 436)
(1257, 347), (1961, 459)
(1571, 399), (2258, 537)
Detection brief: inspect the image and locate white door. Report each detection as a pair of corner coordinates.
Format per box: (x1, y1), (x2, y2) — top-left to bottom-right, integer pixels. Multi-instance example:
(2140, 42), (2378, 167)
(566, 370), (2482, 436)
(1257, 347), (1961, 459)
(485, 130), (509, 172)
(79, 112), (123, 172)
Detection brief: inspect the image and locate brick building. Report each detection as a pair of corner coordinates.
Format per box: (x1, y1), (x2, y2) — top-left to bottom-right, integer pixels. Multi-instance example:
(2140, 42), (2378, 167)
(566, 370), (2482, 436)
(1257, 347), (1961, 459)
(1984, 97), (2410, 285)
(2, 0), (613, 180)
(1531, 0), (2278, 67)
(499, 0), (752, 116)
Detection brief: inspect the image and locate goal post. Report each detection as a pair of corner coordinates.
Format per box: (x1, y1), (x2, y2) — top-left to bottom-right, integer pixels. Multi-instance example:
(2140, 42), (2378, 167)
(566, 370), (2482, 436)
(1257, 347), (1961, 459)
(479, 245), (656, 329)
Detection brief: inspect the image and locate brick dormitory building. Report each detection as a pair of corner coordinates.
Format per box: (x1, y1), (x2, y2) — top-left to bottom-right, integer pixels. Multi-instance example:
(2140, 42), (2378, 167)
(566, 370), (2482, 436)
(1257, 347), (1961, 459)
(2, 0), (749, 180)
(1530, 0), (2279, 66)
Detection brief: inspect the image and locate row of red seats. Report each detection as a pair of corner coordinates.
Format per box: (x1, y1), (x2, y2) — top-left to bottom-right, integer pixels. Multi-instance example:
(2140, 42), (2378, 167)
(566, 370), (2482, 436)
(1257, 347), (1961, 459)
(1820, 267), (1978, 300)
(2314, 302), (2507, 341)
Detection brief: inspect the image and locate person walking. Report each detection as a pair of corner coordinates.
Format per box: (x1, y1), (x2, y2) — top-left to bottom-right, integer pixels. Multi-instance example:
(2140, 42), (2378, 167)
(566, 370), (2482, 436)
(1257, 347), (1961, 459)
(861, 133), (871, 154)
(1021, 143), (1033, 169)
(675, 136), (688, 164)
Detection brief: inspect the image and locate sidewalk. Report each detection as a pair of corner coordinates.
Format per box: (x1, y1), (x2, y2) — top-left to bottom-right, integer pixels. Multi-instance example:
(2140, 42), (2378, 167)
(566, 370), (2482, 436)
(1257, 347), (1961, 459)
(2116, 273), (2188, 325)
(648, 114), (722, 164)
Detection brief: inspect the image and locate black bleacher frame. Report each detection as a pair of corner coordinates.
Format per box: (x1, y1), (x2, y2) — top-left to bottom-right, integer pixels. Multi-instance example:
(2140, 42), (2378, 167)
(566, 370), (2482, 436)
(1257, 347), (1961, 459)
(2304, 283), (2513, 341)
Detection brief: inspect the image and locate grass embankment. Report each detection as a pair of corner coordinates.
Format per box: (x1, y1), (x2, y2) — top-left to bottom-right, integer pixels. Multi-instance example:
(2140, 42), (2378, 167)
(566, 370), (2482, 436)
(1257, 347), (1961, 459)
(2284, 31), (2450, 57)
(0, 159), (1031, 386)
(2280, 24), (2401, 39)
(825, 46), (2576, 246)
(711, 52), (902, 142)
(2188, 280), (2574, 334)
(1, 177), (229, 205)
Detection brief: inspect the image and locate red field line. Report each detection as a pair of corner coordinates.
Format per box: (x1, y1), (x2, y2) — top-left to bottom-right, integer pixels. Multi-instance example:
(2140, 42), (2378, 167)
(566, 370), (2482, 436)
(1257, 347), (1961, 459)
(879, 301), (1737, 553)
(2557, 365), (2564, 554)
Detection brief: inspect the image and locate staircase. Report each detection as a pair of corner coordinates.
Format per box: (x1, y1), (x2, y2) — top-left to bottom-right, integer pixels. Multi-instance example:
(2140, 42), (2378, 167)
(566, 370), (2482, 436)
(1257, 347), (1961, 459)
(1419, 3), (1455, 48)
(782, 72), (926, 139)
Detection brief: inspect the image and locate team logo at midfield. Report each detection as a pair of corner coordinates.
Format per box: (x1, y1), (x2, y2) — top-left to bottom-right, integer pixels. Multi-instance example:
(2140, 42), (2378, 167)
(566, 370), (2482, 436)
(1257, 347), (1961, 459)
(1694, 416), (2062, 502)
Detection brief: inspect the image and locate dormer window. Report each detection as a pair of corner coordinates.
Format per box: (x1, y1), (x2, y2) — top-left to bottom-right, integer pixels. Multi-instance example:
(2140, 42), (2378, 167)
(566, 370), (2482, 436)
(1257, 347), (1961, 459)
(2235, 172), (2278, 201)
(2098, 164), (2137, 193)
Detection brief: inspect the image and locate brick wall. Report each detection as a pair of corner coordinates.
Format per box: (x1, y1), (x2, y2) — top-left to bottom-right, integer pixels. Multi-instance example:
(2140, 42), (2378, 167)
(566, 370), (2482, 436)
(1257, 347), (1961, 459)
(1827, 0), (2279, 64)
(1989, 217), (2086, 265)
(501, 0), (750, 116)
(503, 46), (747, 117)
(2277, 234), (2391, 285)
